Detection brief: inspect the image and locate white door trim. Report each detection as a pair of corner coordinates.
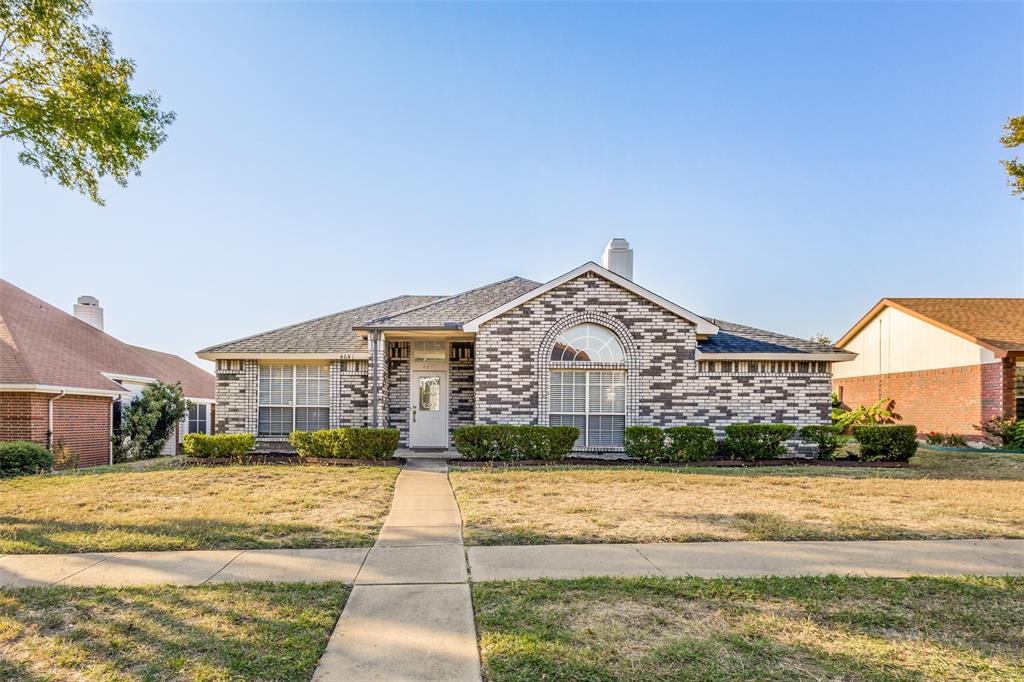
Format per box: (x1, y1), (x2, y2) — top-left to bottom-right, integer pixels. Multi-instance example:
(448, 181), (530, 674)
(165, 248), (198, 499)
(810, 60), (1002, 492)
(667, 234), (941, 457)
(409, 369), (449, 448)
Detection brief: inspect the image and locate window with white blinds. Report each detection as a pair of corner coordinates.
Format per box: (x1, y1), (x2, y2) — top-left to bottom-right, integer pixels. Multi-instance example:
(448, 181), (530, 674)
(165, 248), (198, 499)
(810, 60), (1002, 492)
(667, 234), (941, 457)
(550, 369), (625, 447)
(258, 364), (330, 436)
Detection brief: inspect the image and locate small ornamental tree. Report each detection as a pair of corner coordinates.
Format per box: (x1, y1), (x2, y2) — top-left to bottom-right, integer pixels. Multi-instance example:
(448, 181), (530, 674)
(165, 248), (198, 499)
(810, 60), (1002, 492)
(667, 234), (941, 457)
(112, 381), (189, 461)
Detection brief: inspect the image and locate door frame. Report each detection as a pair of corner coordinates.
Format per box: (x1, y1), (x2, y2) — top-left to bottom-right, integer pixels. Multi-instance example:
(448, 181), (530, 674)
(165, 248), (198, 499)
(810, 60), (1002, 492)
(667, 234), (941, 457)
(409, 369), (449, 448)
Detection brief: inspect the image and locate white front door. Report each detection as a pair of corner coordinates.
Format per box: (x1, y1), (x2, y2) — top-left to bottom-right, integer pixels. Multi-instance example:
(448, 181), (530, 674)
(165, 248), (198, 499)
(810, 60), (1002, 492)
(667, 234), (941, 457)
(410, 371), (448, 448)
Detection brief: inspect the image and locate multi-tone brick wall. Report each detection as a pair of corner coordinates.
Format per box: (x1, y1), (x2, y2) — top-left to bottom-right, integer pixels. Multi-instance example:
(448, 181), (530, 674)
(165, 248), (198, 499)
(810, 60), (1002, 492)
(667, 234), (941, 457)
(0, 391), (111, 467)
(331, 360), (370, 428)
(834, 359), (1017, 438)
(475, 271), (832, 454)
(388, 342), (411, 445)
(214, 360), (258, 434)
(449, 342), (475, 438)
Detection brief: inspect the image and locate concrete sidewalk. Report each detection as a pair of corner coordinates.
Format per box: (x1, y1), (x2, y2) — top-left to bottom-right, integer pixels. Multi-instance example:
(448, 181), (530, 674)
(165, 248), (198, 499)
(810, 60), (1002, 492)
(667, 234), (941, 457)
(312, 458), (481, 682)
(467, 538), (1024, 581)
(0, 547), (370, 589)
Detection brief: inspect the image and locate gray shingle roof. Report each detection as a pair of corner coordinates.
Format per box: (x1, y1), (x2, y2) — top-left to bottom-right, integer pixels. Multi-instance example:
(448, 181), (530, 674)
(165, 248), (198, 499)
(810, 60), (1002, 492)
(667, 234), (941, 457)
(198, 295), (444, 355)
(359, 277), (540, 329)
(697, 319), (849, 355)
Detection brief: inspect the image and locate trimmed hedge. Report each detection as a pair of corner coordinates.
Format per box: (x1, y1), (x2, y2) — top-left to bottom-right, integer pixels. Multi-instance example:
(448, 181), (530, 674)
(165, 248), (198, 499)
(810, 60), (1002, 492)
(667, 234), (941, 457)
(289, 428), (400, 460)
(0, 441), (53, 477)
(623, 426), (665, 462)
(723, 423), (797, 461)
(852, 424), (918, 462)
(799, 424), (842, 460)
(182, 433), (255, 459)
(451, 425), (580, 461)
(663, 426), (716, 462)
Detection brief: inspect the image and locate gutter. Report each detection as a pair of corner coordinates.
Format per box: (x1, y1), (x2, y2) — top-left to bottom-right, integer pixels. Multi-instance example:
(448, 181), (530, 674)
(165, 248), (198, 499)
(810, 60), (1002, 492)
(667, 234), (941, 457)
(47, 391), (67, 450)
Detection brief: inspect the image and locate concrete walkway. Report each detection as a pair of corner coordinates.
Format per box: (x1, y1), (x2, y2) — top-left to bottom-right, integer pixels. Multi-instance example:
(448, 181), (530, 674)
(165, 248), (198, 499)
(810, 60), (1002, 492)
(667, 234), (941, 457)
(467, 538), (1024, 581)
(312, 458), (481, 682)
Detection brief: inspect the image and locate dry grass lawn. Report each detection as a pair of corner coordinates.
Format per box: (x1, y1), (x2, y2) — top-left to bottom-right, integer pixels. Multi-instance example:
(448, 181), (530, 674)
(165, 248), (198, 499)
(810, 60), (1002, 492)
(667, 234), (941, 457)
(451, 450), (1024, 545)
(0, 582), (348, 680)
(474, 575), (1024, 681)
(0, 465), (398, 554)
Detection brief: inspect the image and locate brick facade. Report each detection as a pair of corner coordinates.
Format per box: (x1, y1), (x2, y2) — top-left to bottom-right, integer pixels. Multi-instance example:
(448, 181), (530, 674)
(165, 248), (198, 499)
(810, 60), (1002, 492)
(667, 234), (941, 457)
(0, 392), (111, 468)
(834, 359), (1018, 438)
(449, 343), (475, 438)
(214, 360), (258, 434)
(388, 343), (411, 445)
(331, 360), (369, 428)
(475, 272), (831, 454)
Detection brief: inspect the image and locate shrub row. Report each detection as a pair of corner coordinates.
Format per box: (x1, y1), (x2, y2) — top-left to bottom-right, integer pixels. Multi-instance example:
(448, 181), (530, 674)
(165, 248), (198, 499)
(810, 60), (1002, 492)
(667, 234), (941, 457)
(452, 425), (579, 461)
(288, 428), (400, 460)
(623, 426), (717, 462)
(0, 441), (53, 478)
(182, 433), (255, 459)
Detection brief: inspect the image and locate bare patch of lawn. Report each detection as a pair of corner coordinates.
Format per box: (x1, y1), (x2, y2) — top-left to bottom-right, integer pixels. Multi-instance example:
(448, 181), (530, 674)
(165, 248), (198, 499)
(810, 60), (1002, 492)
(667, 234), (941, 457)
(451, 449), (1024, 545)
(0, 582), (348, 680)
(0, 466), (398, 554)
(474, 575), (1024, 681)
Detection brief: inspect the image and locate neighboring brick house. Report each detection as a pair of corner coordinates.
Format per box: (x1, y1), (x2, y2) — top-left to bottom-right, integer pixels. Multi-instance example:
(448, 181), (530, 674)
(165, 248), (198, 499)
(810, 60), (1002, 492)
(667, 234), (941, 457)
(833, 298), (1024, 439)
(199, 240), (853, 456)
(0, 280), (216, 467)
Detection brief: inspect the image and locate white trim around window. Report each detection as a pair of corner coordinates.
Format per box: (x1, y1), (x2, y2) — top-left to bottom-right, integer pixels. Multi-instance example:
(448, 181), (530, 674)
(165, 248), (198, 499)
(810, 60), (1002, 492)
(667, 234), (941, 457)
(257, 364), (330, 436)
(549, 369), (626, 448)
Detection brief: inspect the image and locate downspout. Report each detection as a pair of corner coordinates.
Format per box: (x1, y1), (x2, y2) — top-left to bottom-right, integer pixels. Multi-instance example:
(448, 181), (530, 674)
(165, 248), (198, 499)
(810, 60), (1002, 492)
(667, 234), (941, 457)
(47, 391), (67, 450)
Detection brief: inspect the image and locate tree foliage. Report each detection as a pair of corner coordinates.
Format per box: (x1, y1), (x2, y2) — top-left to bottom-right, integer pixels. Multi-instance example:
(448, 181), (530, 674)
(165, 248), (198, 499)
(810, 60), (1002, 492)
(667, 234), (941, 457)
(1001, 115), (1024, 198)
(0, 0), (174, 204)
(809, 332), (833, 346)
(112, 381), (189, 462)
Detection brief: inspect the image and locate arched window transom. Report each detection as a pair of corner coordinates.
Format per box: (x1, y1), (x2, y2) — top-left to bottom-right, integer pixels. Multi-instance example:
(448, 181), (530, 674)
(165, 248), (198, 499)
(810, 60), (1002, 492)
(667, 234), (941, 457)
(551, 324), (625, 363)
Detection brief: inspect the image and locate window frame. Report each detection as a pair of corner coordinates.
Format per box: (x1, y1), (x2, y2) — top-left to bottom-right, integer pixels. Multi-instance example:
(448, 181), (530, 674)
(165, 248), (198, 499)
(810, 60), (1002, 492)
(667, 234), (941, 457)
(549, 368), (626, 448)
(188, 403), (208, 434)
(551, 323), (627, 363)
(257, 364), (330, 436)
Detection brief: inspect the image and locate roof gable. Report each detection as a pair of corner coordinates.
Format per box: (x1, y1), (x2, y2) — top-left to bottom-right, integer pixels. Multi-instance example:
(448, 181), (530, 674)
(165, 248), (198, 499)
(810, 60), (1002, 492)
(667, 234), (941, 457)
(462, 262), (719, 334)
(838, 298), (1024, 355)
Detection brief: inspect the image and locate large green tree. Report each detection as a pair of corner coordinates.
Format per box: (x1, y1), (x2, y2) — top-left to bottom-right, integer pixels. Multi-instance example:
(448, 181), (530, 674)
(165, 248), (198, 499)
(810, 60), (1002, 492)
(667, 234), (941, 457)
(0, 0), (174, 204)
(1001, 115), (1024, 198)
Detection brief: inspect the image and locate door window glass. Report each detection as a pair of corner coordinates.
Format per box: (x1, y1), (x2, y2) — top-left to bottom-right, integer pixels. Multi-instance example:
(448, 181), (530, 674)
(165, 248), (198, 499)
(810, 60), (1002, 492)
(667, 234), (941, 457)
(419, 376), (441, 411)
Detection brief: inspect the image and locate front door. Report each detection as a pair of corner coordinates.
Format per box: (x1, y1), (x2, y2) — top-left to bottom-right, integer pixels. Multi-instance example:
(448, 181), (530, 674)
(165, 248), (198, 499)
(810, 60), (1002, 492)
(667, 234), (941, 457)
(410, 371), (448, 448)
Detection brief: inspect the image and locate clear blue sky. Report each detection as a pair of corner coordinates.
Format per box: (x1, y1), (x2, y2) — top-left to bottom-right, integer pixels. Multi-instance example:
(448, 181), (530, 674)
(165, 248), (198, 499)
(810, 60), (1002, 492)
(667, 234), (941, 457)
(2, 1), (1022, 371)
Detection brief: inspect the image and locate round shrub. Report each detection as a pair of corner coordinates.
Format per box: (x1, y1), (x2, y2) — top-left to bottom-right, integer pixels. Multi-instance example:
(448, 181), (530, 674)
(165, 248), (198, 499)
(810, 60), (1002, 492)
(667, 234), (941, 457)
(0, 441), (54, 477)
(624, 426), (665, 462)
(852, 424), (918, 462)
(723, 423), (797, 461)
(799, 424), (842, 460)
(663, 426), (716, 462)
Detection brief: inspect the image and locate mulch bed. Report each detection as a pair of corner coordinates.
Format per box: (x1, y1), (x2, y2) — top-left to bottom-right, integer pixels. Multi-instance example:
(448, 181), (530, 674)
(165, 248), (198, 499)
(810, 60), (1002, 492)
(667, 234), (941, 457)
(450, 457), (904, 469)
(183, 454), (404, 467)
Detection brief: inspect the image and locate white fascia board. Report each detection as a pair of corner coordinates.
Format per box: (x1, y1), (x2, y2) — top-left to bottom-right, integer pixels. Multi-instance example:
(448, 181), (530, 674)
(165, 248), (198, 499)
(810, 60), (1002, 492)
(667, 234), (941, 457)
(463, 262), (719, 334)
(196, 352), (368, 361)
(0, 383), (128, 397)
(697, 352), (858, 362)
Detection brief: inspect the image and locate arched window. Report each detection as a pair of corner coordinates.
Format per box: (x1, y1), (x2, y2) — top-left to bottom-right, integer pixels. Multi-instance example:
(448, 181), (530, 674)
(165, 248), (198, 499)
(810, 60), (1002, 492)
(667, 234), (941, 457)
(551, 323), (626, 363)
(549, 323), (626, 448)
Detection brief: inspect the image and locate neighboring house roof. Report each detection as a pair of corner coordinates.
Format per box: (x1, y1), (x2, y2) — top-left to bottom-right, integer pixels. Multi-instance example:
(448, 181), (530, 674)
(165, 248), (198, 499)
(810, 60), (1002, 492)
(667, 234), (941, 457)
(359, 277), (541, 329)
(197, 295), (444, 356)
(462, 262), (720, 335)
(698, 319), (852, 358)
(838, 298), (1024, 355)
(0, 280), (215, 399)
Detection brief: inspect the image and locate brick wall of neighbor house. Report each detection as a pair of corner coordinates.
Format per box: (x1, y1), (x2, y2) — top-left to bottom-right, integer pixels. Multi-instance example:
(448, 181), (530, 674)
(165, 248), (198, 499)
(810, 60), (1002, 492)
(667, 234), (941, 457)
(833, 359), (1016, 438)
(50, 394), (112, 467)
(214, 360), (258, 434)
(331, 360), (370, 428)
(0, 392), (51, 444)
(388, 343), (411, 445)
(475, 272), (831, 454)
(449, 343), (475, 439)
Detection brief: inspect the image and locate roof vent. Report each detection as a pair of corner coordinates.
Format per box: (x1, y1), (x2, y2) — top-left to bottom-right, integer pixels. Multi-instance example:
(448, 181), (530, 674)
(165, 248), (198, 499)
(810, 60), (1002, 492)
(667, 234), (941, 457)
(73, 295), (104, 331)
(601, 238), (634, 281)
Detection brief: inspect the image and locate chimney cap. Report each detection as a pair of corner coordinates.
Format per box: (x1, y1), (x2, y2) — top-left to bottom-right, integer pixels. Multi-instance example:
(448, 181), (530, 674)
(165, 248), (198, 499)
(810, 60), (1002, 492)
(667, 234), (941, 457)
(77, 295), (99, 306)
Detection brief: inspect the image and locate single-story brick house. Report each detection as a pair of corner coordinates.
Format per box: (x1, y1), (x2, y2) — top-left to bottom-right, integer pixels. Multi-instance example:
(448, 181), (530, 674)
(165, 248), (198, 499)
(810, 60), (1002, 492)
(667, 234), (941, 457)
(833, 298), (1023, 439)
(198, 240), (853, 456)
(0, 280), (216, 467)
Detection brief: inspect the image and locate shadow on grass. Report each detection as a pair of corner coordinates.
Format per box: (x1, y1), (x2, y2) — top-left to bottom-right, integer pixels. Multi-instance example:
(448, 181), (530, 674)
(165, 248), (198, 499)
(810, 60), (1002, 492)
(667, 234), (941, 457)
(475, 575), (1024, 681)
(0, 516), (379, 554)
(0, 582), (349, 681)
